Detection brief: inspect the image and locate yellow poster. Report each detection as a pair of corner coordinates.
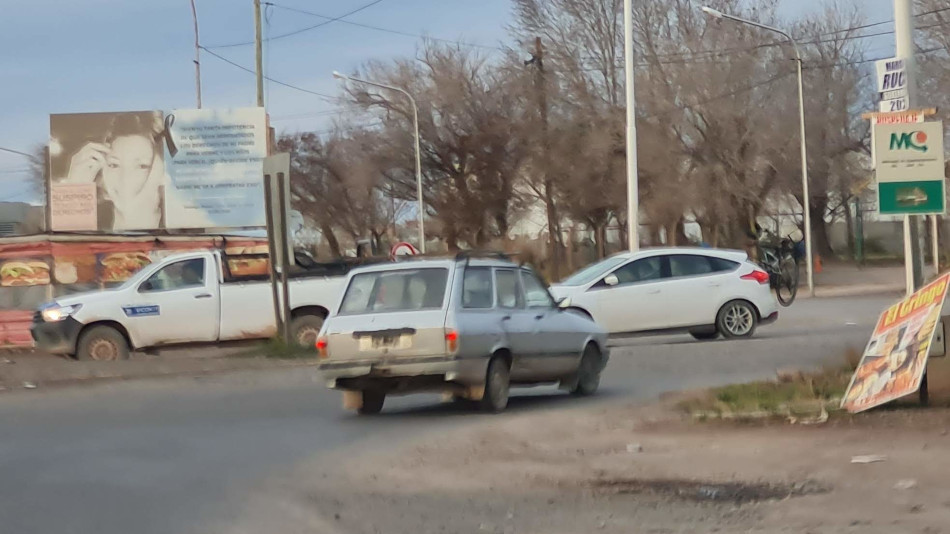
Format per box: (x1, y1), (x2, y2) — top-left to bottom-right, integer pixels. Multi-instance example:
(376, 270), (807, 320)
(842, 273), (950, 413)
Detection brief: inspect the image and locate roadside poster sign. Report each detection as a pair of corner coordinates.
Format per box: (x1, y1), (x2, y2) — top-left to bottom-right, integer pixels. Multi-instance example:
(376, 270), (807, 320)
(872, 120), (946, 215)
(163, 107), (269, 229)
(48, 108), (270, 232)
(876, 57), (909, 113)
(842, 273), (950, 413)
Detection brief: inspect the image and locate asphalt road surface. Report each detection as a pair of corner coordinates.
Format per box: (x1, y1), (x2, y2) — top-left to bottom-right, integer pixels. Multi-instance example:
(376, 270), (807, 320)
(0, 293), (897, 533)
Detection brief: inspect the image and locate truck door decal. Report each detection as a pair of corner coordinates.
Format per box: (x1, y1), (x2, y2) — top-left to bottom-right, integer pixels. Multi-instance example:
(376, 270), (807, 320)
(122, 305), (160, 317)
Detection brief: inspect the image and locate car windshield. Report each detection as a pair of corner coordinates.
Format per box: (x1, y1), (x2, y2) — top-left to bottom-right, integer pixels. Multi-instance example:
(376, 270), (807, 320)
(339, 267), (449, 315)
(559, 255), (629, 286)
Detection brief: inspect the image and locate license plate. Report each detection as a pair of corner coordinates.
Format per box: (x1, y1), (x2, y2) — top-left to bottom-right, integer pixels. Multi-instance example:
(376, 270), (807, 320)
(359, 334), (413, 351)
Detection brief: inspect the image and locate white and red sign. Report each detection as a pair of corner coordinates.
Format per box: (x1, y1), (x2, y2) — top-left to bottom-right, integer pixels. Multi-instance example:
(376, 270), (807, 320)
(390, 242), (419, 258)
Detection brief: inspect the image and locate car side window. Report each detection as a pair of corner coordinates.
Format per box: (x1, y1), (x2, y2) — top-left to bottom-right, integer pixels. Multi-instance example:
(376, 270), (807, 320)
(709, 257), (739, 272)
(139, 258), (205, 293)
(611, 257), (663, 285)
(521, 270), (555, 309)
(462, 267), (493, 309)
(494, 269), (524, 309)
(669, 255), (715, 278)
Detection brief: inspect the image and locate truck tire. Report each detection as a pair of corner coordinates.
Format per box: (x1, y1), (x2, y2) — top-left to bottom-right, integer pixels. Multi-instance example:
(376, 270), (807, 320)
(76, 325), (130, 361)
(358, 390), (386, 415)
(290, 314), (325, 348)
(480, 356), (511, 413)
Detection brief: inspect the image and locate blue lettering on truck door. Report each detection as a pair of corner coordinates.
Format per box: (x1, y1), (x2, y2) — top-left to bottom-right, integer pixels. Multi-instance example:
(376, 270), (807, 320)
(122, 305), (160, 317)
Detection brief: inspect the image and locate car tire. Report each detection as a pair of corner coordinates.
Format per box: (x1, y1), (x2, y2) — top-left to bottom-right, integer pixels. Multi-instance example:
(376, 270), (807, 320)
(289, 314), (325, 348)
(358, 389), (386, 415)
(480, 356), (511, 413)
(76, 325), (130, 361)
(716, 300), (758, 339)
(689, 330), (720, 341)
(571, 344), (603, 396)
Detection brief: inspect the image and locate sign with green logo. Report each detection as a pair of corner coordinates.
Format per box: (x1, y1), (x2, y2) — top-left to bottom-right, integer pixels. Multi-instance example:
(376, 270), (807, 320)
(873, 120), (946, 215)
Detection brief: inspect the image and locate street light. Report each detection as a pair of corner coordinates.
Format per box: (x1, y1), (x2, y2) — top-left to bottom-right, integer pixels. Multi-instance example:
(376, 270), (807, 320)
(701, 6), (815, 297)
(332, 71), (426, 254)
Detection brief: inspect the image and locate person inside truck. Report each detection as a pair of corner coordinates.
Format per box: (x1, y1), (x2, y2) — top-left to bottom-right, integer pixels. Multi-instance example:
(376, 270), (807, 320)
(180, 259), (204, 287)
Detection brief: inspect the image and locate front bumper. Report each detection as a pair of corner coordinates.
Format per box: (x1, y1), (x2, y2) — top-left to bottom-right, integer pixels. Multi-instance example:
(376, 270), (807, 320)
(318, 354), (488, 389)
(30, 317), (83, 355)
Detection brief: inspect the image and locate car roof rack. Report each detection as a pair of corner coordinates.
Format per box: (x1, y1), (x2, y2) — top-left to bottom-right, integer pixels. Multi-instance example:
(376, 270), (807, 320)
(454, 250), (513, 262)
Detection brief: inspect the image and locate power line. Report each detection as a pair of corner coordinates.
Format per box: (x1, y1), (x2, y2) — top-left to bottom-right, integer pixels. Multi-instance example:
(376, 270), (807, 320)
(640, 7), (950, 63)
(206, 0), (387, 49)
(199, 46), (341, 101)
(0, 146), (39, 162)
(264, 2), (506, 52)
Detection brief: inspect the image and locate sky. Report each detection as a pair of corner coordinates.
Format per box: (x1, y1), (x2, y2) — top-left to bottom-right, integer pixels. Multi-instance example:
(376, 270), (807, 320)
(0, 0), (895, 204)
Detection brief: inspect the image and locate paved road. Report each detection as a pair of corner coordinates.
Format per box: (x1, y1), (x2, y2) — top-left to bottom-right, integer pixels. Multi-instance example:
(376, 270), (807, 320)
(0, 294), (897, 533)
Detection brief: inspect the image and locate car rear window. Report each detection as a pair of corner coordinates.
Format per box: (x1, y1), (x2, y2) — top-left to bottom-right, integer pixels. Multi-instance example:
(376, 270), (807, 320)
(339, 268), (449, 315)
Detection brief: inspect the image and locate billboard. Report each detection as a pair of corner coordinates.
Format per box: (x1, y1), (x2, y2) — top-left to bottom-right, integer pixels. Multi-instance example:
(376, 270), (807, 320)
(163, 108), (269, 229)
(48, 108), (269, 232)
(872, 120), (946, 215)
(842, 273), (950, 413)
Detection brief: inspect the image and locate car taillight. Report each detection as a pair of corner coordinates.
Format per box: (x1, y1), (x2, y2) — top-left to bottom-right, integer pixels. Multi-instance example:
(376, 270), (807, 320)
(316, 337), (329, 359)
(445, 329), (459, 353)
(741, 270), (770, 284)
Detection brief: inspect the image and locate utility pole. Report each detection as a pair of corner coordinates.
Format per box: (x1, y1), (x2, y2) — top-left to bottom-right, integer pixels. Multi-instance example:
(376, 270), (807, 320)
(254, 0), (265, 107)
(529, 37), (560, 278)
(895, 0), (924, 293)
(623, 0), (640, 251)
(190, 0), (202, 108)
(895, 0), (930, 404)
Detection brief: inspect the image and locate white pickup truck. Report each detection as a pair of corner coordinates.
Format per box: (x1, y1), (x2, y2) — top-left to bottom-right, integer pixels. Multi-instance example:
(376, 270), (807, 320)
(31, 250), (359, 360)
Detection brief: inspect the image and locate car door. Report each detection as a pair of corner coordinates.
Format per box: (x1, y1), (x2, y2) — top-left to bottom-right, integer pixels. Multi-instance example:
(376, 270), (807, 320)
(662, 254), (737, 327)
(455, 266), (502, 359)
(521, 268), (579, 379)
(494, 267), (536, 381)
(588, 255), (669, 333)
(129, 257), (220, 347)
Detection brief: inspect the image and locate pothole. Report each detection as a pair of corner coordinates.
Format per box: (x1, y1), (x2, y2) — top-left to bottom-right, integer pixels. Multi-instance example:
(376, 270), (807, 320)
(591, 478), (830, 504)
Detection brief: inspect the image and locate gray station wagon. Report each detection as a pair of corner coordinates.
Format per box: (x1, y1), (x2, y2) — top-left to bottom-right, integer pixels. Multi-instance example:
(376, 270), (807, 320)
(316, 253), (610, 414)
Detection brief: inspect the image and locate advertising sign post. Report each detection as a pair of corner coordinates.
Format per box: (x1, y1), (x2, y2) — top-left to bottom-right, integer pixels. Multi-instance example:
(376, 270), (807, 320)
(873, 120), (946, 216)
(842, 273), (950, 413)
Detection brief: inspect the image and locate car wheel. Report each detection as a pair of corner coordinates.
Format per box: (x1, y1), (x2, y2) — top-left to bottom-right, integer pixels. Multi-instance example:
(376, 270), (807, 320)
(358, 389), (386, 415)
(76, 325), (130, 361)
(689, 330), (720, 341)
(289, 314), (325, 348)
(481, 356), (511, 413)
(571, 344), (603, 396)
(717, 300), (758, 339)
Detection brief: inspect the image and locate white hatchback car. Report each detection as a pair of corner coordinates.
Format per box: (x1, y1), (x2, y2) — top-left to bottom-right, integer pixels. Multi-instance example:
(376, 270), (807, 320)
(549, 248), (779, 340)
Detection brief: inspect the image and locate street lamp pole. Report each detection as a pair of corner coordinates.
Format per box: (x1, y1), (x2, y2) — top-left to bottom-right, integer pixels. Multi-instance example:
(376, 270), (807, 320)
(623, 0), (640, 252)
(190, 0), (202, 108)
(701, 7), (815, 297)
(333, 71), (426, 253)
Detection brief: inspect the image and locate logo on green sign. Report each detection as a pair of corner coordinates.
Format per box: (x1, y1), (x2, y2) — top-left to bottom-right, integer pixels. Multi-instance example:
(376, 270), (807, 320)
(890, 131), (929, 152)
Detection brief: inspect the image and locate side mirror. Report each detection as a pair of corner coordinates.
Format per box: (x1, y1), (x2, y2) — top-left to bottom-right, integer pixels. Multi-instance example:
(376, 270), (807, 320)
(139, 281), (153, 292)
(604, 274), (619, 287)
(557, 297), (572, 309)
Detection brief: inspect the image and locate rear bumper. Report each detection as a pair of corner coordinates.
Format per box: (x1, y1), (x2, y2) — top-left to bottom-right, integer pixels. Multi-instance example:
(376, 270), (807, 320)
(30, 317), (83, 355)
(318, 354), (488, 389)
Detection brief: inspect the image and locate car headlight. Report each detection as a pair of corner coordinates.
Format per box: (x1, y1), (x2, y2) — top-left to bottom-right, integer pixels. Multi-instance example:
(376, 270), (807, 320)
(42, 304), (82, 322)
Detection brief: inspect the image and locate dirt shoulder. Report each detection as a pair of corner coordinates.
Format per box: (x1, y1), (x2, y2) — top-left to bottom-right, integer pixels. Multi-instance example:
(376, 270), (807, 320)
(227, 397), (950, 534)
(0, 349), (318, 392)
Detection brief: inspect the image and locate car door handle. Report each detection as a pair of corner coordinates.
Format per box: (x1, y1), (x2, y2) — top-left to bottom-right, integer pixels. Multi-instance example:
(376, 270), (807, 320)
(647, 289), (661, 294)
(501, 315), (511, 321)
(534, 314), (545, 320)
(194, 293), (213, 299)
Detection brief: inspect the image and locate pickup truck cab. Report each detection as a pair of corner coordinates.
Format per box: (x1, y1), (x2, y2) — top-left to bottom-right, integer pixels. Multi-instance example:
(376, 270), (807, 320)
(31, 250), (349, 360)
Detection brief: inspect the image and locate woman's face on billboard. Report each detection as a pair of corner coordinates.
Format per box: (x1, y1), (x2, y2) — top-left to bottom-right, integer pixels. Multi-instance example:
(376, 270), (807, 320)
(103, 134), (154, 197)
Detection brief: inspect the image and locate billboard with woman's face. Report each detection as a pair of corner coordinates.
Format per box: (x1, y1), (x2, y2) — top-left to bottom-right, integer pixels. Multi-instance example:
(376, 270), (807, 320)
(49, 111), (165, 232)
(48, 107), (268, 232)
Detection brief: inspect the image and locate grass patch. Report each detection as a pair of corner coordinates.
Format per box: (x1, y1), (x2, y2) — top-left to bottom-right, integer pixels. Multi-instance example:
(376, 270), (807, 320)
(233, 337), (318, 360)
(679, 362), (854, 420)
